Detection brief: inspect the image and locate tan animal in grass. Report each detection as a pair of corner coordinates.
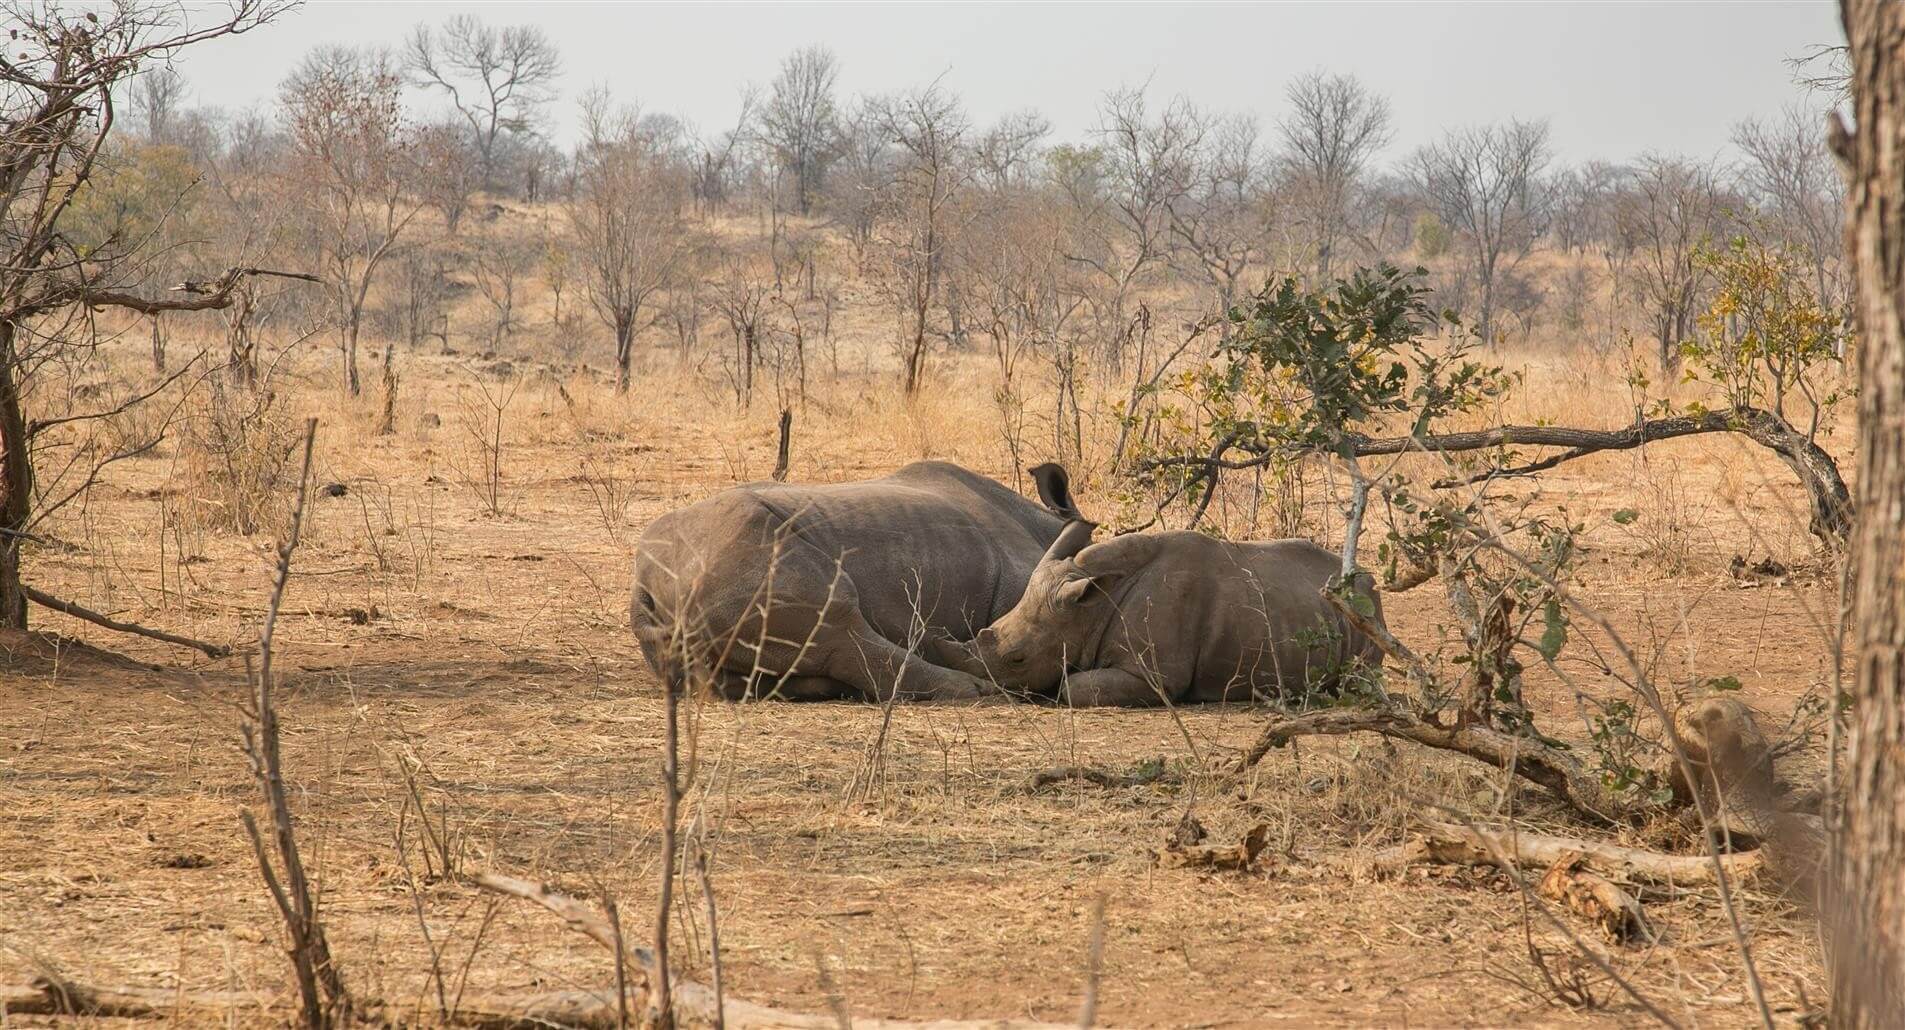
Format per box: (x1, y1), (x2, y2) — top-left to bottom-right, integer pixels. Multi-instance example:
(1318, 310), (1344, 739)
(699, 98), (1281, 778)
(631, 461), (1078, 702)
(973, 488), (1385, 707)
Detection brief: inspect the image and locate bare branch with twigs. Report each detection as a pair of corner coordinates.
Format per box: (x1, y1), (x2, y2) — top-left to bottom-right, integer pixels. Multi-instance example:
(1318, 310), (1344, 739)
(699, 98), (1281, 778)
(236, 418), (350, 1027)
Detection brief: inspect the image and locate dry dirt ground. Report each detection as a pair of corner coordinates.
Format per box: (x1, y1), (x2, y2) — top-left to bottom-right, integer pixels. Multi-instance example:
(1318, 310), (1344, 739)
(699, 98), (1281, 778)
(0, 345), (1844, 1028)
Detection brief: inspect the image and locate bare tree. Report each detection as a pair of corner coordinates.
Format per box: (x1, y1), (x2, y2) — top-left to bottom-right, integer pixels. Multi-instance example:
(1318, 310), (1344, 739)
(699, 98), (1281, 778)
(571, 91), (695, 392)
(411, 119), (481, 234)
(405, 15), (561, 193)
(828, 100), (893, 258)
(1829, 5), (1905, 1025)
(469, 221), (536, 345)
(1066, 86), (1201, 366)
(689, 90), (758, 216)
(1276, 70), (1393, 285)
(1410, 118), (1552, 344)
(1170, 113), (1269, 322)
(973, 110), (1051, 191)
(0, 1), (295, 631)
(131, 65), (189, 144)
(1617, 154), (1729, 371)
(868, 81), (971, 394)
(956, 184), (1081, 476)
(707, 250), (773, 404)
(280, 45), (423, 395)
(1734, 104), (1846, 307)
(758, 45), (841, 216)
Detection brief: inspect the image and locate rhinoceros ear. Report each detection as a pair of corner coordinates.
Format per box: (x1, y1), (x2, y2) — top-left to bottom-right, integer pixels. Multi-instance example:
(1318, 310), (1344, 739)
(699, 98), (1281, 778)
(1074, 532), (1163, 579)
(1029, 462), (1082, 521)
(1055, 574), (1100, 606)
(1041, 518), (1097, 563)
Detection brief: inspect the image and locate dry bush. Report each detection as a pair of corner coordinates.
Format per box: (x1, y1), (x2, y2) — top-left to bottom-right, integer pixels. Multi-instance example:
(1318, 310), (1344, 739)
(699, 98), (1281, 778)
(447, 369), (521, 517)
(179, 377), (306, 537)
(551, 373), (631, 444)
(1619, 456), (1714, 575)
(577, 451), (636, 546)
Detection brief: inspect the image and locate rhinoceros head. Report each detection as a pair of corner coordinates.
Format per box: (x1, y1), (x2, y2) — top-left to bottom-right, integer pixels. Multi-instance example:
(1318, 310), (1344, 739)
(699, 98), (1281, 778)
(975, 517), (1101, 691)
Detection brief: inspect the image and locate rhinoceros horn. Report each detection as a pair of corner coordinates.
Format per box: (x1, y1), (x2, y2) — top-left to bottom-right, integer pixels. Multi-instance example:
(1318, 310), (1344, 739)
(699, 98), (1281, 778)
(1041, 518), (1097, 563)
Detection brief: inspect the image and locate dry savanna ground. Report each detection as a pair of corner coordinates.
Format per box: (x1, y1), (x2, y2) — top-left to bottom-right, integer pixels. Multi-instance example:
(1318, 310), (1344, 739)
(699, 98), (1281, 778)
(0, 229), (1851, 1027)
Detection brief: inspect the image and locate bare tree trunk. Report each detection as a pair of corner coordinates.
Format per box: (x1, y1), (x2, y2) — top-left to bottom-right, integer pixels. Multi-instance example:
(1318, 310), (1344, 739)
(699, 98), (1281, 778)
(343, 314), (362, 397)
(615, 319), (634, 395)
(0, 321), (28, 630)
(378, 345), (399, 436)
(149, 314), (165, 373)
(226, 286), (257, 387)
(742, 324), (756, 405)
(1830, 3), (1905, 1024)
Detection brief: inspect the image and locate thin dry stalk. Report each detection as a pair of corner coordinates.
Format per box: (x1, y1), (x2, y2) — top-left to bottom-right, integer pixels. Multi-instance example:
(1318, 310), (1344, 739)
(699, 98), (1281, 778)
(771, 407), (793, 482)
(606, 897), (631, 1030)
(236, 418), (349, 1027)
(1077, 895), (1106, 1028)
(693, 825), (726, 1030)
(655, 673), (682, 1029)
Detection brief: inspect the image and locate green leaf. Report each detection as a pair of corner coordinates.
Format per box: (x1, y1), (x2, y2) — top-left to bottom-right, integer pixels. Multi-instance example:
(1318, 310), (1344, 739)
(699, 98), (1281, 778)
(1536, 598), (1567, 661)
(1706, 675), (1744, 692)
(1612, 508), (1639, 525)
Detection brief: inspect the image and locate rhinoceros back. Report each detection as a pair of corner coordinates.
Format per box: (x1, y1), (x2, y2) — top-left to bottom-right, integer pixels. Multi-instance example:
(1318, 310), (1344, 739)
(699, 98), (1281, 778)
(631, 462), (1064, 680)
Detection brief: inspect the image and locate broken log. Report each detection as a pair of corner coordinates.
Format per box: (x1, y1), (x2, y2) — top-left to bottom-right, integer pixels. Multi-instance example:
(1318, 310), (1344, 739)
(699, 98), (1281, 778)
(1537, 854), (1650, 945)
(1370, 821), (1765, 888)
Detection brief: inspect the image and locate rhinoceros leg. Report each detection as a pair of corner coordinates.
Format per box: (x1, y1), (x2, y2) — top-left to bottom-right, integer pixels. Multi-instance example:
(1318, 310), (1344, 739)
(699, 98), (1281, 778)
(769, 675), (861, 701)
(702, 667), (860, 702)
(919, 630), (990, 678)
(826, 608), (996, 703)
(1058, 667), (1172, 708)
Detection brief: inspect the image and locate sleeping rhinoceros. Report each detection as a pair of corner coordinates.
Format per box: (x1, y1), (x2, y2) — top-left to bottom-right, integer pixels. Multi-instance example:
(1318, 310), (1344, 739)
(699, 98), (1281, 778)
(972, 513), (1385, 707)
(632, 461), (1077, 702)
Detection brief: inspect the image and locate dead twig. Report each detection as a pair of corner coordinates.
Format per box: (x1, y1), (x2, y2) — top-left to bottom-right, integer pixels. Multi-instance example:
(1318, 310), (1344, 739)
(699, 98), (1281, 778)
(771, 408), (792, 482)
(1077, 895), (1106, 1029)
(237, 418), (349, 1027)
(1026, 763), (1169, 792)
(1368, 821), (1765, 888)
(22, 584), (230, 658)
(1537, 854), (1651, 946)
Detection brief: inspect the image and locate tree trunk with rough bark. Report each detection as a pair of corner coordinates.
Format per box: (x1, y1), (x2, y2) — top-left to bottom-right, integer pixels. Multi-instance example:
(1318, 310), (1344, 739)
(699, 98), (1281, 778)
(0, 321), (28, 630)
(342, 313), (362, 397)
(149, 314), (165, 373)
(1830, 3), (1905, 1025)
(615, 317), (635, 395)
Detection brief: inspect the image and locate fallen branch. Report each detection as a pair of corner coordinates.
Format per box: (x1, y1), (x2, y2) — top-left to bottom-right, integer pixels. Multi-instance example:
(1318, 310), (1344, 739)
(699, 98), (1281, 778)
(1235, 706), (1624, 827)
(0, 979), (643, 1028)
(1025, 763), (1168, 791)
(1157, 823), (1272, 872)
(473, 873), (654, 976)
(1369, 821), (1766, 888)
(1537, 855), (1651, 946)
(0, 976), (1086, 1030)
(22, 585), (231, 658)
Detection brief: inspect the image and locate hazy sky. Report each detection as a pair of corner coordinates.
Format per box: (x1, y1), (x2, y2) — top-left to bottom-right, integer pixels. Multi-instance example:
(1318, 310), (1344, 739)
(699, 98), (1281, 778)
(177, 2), (1844, 165)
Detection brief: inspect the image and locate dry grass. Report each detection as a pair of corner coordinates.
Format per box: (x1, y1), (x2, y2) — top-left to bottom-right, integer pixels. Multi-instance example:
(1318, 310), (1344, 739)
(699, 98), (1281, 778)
(0, 222), (1849, 1027)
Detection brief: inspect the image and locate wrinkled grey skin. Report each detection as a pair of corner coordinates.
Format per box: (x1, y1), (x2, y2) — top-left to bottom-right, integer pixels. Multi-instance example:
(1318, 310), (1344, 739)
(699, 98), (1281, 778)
(975, 519), (1385, 707)
(632, 461), (1076, 703)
